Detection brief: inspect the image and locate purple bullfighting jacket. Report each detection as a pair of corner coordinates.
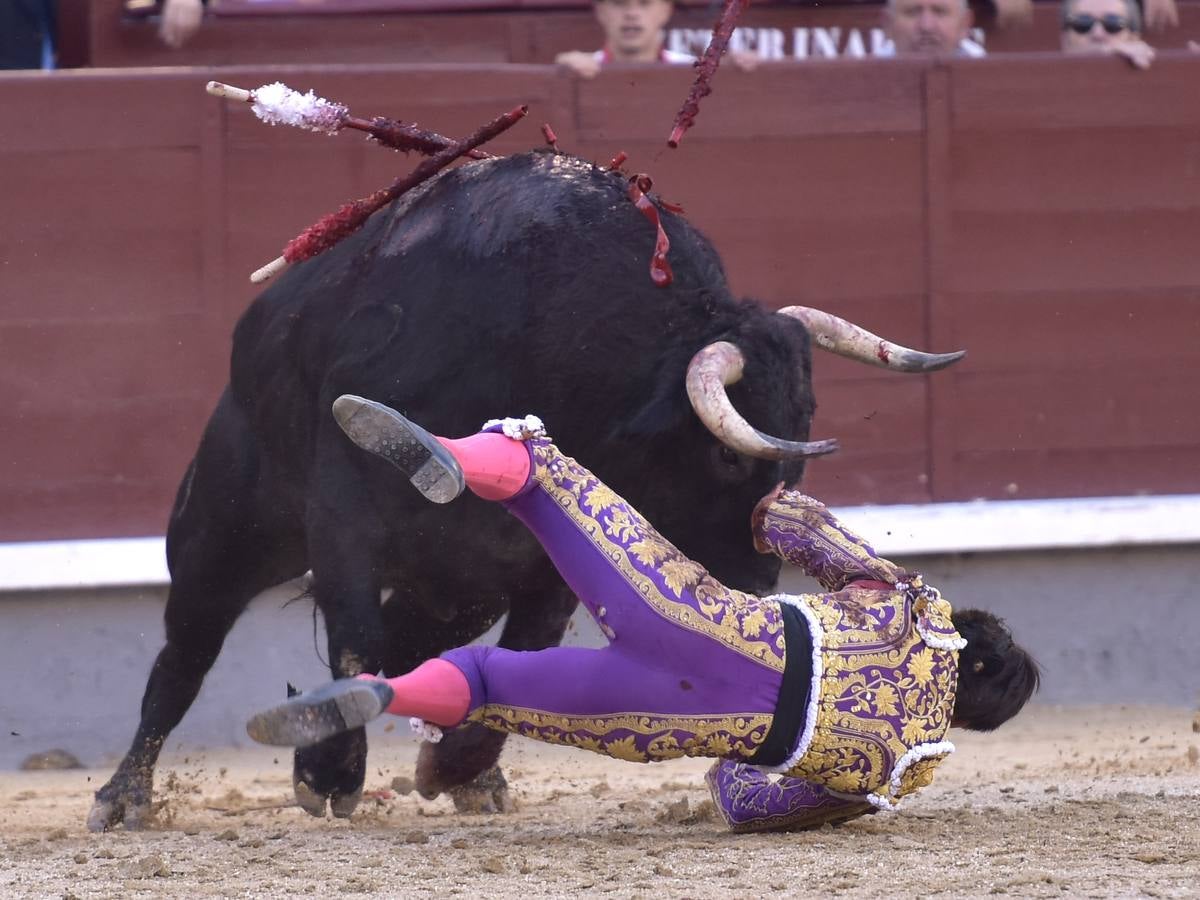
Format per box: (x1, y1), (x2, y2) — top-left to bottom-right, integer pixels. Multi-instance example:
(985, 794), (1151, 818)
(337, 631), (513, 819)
(709, 490), (966, 832)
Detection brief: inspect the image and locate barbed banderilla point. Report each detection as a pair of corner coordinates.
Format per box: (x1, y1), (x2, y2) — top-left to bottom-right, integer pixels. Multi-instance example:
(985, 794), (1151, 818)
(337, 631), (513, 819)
(205, 81), (490, 159)
(249, 105), (529, 284)
(667, 0), (749, 149)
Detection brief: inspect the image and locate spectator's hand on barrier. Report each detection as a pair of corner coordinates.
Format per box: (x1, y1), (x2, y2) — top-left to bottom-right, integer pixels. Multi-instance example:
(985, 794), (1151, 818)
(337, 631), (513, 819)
(1113, 37), (1156, 69)
(555, 51), (602, 79)
(1142, 0), (1179, 31)
(159, 0), (204, 49)
(992, 0), (1034, 28)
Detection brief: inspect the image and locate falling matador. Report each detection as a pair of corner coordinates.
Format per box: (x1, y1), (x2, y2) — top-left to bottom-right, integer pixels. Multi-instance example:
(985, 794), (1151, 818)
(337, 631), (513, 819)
(248, 396), (1040, 832)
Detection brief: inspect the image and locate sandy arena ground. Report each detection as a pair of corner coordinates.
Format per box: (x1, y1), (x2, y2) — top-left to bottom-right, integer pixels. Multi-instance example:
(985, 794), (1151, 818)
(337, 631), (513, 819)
(2, 705), (1197, 899)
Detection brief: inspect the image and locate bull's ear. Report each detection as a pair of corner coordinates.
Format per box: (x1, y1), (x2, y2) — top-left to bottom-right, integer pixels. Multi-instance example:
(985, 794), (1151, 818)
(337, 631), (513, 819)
(610, 371), (692, 442)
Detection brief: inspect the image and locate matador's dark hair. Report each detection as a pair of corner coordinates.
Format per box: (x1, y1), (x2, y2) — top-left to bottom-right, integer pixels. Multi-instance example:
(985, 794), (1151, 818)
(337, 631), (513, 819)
(951, 609), (1040, 731)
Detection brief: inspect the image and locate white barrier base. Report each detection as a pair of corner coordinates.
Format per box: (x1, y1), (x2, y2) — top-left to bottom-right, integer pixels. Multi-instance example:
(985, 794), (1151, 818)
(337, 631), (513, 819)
(2, 494), (1199, 592)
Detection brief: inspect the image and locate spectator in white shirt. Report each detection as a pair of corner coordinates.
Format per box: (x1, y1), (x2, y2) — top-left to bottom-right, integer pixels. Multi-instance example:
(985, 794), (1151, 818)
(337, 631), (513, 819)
(555, 0), (693, 79)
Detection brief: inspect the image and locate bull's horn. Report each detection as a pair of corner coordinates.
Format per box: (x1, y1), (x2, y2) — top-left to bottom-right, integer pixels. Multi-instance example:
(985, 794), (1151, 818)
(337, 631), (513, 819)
(686, 341), (839, 461)
(776, 306), (965, 372)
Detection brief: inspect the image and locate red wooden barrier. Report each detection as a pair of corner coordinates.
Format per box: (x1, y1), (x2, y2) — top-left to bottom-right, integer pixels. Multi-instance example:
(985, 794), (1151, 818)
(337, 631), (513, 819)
(0, 57), (1197, 542)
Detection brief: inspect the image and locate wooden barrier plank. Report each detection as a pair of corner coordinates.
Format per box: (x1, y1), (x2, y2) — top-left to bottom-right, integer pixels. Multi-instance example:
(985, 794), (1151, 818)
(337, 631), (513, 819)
(924, 65), (958, 501)
(0, 147), (204, 320)
(950, 55), (1200, 131)
(949, 289), (1200, 370)
(804, 449), (934, 504)
(953, 127), (1200, 214)
(0, 316), (223, 400)
(0, 479), (182, 542)
(943, 369), (1200, 450)
(577, 61), (926, 141)
(952, 446), (1200, 499)
(809, 378), (929, 446)
(0, 71), (201, 152)
(583, 132), (927, 305)
(948, 209), (1200, 293)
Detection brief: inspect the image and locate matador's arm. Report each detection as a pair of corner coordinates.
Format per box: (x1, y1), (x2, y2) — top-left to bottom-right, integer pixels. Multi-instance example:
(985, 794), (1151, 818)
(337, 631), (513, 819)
(751, 487), (907, 592)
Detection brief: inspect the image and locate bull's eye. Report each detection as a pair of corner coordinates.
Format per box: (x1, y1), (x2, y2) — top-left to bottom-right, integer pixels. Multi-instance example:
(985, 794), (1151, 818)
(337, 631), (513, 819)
(709, 444), (752, 484)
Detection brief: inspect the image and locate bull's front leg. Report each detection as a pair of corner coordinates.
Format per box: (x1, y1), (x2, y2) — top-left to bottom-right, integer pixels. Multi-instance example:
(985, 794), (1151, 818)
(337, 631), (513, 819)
(293, 525), (388, 819)
(415, 582), (579, 813)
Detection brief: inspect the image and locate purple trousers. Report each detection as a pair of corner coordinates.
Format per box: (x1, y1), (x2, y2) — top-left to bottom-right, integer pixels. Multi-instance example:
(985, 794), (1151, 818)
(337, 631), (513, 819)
(441, 434), (788, 764)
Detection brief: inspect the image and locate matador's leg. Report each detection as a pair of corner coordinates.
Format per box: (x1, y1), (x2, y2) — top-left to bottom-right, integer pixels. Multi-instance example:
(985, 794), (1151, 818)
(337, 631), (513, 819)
(335, 398), (788, 677)
(245, 399), (789, 753)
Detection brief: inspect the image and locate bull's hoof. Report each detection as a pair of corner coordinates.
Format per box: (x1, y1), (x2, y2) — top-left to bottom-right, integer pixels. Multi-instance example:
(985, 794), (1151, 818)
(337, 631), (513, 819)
(447, 766), (515, 815)
(291, 728), (368, 820)
(330, 789), (363, 819)
(87, 798), (124, 833)
(293, 781), (328, 818)
(87, 780), (152, 832)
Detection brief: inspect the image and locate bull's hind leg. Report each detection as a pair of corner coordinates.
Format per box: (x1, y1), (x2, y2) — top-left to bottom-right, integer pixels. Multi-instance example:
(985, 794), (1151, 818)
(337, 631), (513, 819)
(88, 393), (306, 831)
(414, 581), (579, 813)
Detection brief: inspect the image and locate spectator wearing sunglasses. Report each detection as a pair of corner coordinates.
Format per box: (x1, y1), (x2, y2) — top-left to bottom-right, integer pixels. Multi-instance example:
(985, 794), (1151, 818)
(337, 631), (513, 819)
(1061, 0), (1155, 69)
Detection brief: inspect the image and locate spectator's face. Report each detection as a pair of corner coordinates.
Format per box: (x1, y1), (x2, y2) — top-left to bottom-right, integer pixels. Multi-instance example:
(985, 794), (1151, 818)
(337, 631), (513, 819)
(1061, 0), (1136, 52)
(595, 0), (675, 59)
(885, 0), (973, 55)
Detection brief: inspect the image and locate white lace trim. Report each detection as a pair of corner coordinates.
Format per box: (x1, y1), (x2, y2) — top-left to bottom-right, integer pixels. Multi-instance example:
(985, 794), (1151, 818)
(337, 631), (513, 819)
(409, 717), (443, 743)
(864, 740), (957, 810)
(916, 622), (968, 652)
(896, 580), (968, 652)
(757, 593), (824, 775)
(251, 81), (347, 134)
(480, 414), (546, 441)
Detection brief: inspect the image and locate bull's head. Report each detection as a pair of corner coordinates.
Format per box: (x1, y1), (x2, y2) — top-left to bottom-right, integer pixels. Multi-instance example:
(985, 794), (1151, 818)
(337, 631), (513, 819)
(685, 306), (963, 460)
(629, 305), (963, 595)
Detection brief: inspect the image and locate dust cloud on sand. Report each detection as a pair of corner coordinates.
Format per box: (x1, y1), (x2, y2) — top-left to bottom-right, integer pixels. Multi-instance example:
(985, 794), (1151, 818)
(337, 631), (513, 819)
(2, 706), (1197, 898)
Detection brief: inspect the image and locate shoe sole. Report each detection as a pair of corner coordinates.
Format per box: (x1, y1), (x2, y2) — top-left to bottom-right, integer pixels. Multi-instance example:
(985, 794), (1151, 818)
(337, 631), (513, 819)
(332, 395), (465, 504)
(246, 679), (395, 748)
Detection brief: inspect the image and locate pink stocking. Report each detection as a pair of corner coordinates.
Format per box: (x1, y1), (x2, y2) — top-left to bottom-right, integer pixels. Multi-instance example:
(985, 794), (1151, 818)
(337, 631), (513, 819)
(356, 659), (471, 727)
(438, 433), (530, 501)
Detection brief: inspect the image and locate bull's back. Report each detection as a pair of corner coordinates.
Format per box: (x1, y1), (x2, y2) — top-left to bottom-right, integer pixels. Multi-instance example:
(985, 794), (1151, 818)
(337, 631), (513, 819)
(226, 149), (737, 447)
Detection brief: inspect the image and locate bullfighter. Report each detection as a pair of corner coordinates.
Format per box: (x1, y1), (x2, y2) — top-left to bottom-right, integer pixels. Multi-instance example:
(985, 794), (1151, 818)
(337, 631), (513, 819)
(247, 395), (1039, 831)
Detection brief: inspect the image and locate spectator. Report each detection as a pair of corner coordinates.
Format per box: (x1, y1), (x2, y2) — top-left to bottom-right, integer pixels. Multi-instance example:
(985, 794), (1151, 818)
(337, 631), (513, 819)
(1, 0), (57, 70)
(124, 0), (205, 49)
(159, 0), (204, 48)
(879, 0), (985, 57)
(1060, 0), (1155, 69)
(992, 0), (1035, 28)
(555, 0), (693, 79)
(1142, 0), (1179, 31)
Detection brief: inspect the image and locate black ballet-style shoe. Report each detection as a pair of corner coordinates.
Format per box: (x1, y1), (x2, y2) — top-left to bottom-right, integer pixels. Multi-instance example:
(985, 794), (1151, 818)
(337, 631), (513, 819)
(245, 678), (395, 748)
(332, 394), (465, 504)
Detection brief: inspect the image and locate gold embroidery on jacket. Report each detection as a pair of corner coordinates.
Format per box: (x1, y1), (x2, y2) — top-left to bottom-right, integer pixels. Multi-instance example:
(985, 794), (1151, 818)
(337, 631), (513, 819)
(468, 705), (774, 763)
(532, 441), (786, 670)
(784, 589), (960, 804)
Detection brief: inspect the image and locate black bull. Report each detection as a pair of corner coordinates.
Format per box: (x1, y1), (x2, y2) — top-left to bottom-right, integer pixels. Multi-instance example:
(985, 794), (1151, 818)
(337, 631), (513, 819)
(88, 150), (962, 831)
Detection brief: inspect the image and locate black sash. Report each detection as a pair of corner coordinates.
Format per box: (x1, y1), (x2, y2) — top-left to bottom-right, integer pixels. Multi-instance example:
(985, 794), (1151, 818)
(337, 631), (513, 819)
(746, 600), (814, 768)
